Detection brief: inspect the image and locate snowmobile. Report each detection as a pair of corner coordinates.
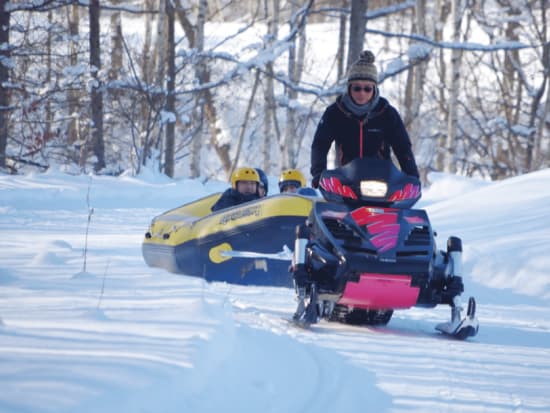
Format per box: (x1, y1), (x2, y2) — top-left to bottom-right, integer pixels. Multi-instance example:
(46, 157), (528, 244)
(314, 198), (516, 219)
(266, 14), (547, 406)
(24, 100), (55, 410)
(142, 191), (317, 286)
(290, 158), (479, 340)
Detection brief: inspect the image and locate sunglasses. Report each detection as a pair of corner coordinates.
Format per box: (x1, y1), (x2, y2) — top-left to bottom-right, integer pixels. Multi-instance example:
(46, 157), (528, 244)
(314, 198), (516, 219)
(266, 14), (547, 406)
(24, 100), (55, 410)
(351, 85), (374, 93)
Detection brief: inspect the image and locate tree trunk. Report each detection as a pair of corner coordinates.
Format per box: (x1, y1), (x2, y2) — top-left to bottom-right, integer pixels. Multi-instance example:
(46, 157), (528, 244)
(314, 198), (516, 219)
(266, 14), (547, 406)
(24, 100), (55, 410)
(146, 0), (167, 172)
(347, 0), (367, 70)
(535, 29), (550, 167)
(281, 1), (308, 168)
(262, 0), (279, 174)
(178, 0), (231, 178)
(525, 10), (549, 171)
(138, 0), (155, 170)
(142, 0), (154, 86)
(434, 0), (449, 171)
(498, 6), (522, 175)
(403, 0), (427, 130)
(195, 0), (231, 178)
(45, 10), (53, 145)
(445, 0), (463, 173)
(155, 0), (166, 88)
(89, 0), (105, 172)
(0, 5), (10, 169)
(205, 92), (232, 178)
(403, 0), (429, 179)
(67, 4), (80, 148)
(283, 1), (299, 169)
(190, 0), (207, 178)
(164, 0), (176, 177)
(294, 13), (307, 166)
(337, 0), (347, 81)
(232, 71), (261, 171)
(109, 1), (123, 83)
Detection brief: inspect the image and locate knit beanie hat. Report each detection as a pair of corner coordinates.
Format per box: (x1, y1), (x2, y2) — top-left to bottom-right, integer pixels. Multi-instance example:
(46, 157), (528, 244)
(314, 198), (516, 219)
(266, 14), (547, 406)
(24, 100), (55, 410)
(347, 50), (378, 83)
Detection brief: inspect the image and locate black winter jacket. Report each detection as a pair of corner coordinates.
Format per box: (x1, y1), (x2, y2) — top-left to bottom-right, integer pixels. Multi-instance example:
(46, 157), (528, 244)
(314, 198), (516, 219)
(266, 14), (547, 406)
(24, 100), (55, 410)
(311, 96), (419, 184)
(211, 188), (259, 212)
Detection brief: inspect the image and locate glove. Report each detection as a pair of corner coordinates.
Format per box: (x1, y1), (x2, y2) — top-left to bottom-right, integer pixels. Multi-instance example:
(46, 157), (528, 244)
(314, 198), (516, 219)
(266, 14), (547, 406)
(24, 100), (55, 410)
(311, 175), (320, 189)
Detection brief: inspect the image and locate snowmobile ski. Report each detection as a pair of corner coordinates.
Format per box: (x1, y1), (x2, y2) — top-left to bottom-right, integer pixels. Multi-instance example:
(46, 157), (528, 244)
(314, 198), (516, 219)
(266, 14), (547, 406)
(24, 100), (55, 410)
(290, 283), (319, 329)
(435, 297), (479, 340)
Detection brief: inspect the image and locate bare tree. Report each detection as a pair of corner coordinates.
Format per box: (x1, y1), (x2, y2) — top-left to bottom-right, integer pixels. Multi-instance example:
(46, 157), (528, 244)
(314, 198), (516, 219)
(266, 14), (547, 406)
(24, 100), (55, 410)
(45, 10), (53, 148)
(282, 0), (308, 168)
(337, 0), (348, 81)
(109, 1), (123, 82)
(191, 0), (206, 178)
(402, 0), (429, 179)
(403, 0), (427, 130)
(522, 1), (548, 171)
(347, 0), (368, 69)
(232, 70), (261, 171)
(155, 0), (166, 88)
(89, 0), (105, 172)
(1, 0), (547, 182)
(0, 4), (10, 169)
(175, 0), (232, 178)
(66, 3), (81, 154)
(137, 0), (155, 169)
(458, 0), (549, 178)
(434, 0), (450, 171)
(164, 0), (176, 177)
(444, 0), (464, 173)
(262, 0), (279, 175)
(141, 0), (154, 88)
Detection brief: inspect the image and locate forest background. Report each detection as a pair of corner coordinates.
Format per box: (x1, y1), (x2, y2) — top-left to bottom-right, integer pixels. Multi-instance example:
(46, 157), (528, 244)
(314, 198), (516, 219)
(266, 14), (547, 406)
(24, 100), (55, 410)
(0, 0), (548, 183)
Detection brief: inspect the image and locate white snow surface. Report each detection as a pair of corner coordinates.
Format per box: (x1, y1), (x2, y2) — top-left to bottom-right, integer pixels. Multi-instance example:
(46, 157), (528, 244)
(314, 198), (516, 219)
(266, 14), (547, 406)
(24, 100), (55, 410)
(1, 168), (550, 413)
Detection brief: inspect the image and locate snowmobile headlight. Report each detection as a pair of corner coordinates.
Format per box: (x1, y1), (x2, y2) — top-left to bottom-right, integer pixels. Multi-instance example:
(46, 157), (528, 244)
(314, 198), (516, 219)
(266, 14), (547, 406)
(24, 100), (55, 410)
(360, 180), (387, 197)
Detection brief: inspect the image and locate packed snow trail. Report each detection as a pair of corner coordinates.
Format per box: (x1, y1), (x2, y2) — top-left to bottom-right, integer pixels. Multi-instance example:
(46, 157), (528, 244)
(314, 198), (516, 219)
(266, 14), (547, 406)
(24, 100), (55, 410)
(1, 170), (550, 412)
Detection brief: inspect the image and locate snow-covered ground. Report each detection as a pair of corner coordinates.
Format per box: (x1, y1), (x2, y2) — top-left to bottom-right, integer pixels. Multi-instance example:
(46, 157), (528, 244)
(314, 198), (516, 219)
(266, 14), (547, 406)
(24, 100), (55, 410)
(1, 168), (550, 413)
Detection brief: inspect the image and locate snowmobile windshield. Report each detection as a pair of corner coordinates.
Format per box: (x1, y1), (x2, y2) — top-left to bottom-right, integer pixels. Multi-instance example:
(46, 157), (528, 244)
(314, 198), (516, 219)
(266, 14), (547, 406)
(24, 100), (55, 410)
(318, 157), (421, 208)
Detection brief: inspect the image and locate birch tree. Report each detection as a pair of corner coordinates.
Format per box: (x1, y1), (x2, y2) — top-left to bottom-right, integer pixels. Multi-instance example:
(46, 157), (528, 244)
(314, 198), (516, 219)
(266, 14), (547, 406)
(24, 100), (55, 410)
(262, 0), (279, 175)
(444, 0), (464, 173)
(434, 0), (450, 171)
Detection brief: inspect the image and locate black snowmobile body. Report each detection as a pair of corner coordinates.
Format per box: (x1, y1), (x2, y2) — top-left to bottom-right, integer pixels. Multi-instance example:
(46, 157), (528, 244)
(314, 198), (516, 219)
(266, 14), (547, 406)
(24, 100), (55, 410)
(292, 158), (478, 339)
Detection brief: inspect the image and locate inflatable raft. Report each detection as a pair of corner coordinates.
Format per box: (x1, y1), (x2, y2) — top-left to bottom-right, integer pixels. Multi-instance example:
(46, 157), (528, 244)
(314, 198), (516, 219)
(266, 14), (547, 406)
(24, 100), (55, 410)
(142, 192), (317, 286)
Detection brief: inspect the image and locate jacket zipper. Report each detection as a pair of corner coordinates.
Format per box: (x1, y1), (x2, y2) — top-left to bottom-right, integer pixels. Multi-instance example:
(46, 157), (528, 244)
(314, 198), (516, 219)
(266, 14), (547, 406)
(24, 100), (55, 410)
(359, 119), (364, 158)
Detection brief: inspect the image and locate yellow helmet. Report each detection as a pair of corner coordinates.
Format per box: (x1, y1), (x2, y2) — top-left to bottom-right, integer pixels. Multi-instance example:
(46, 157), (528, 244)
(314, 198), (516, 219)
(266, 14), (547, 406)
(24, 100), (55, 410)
(231, 167), (260, 189)
(278, 169), (306, 192)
